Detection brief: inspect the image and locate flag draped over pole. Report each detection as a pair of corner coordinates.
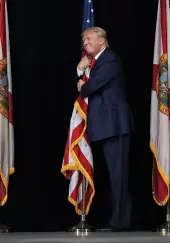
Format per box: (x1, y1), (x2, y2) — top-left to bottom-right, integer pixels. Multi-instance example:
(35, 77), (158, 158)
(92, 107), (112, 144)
(61, 0), (95, 215)
(150, 0), (170, 206)
(0, 0), (14, 205)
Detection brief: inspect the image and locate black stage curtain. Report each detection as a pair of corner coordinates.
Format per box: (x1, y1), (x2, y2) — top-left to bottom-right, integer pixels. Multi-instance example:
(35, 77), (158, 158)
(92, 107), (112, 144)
(0, 0), (165, 231)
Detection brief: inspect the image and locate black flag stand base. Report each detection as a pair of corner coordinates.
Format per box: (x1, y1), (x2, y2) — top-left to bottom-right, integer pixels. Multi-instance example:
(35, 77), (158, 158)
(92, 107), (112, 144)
(0, 224), (9, 233)
(68, 215), (96, 235)
(68, 176), (96, 235)
(156, 200), (170, 235)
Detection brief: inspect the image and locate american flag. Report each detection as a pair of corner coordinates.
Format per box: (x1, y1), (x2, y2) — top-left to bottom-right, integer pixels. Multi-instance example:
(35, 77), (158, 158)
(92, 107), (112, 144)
(82, 0), (94, 30)
(61, 0), (95, 215)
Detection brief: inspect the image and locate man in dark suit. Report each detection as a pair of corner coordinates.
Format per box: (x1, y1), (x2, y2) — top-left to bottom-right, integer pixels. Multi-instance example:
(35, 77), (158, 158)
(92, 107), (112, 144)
(77, 27), (133, 231)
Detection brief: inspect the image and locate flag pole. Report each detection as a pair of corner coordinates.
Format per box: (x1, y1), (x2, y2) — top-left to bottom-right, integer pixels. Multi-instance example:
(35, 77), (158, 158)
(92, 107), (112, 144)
(68, 176), (95, 235)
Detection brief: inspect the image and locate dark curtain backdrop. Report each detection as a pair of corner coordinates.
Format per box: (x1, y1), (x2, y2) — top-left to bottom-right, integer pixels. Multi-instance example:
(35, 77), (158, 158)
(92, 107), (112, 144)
(0, 0), (165, 231)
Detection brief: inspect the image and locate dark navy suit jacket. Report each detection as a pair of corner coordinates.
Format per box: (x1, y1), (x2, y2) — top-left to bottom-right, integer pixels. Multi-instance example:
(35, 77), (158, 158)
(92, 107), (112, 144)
(79, 47), (133, 142)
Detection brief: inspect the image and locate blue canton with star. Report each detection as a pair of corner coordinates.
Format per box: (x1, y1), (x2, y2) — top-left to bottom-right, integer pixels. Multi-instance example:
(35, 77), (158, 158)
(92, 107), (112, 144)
(82, 0), (94, 32)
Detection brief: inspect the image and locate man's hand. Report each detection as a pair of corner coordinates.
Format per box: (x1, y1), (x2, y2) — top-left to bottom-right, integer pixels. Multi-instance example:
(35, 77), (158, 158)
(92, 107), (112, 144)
(77, 56), (91, 71)
(77, 79), (85, 92)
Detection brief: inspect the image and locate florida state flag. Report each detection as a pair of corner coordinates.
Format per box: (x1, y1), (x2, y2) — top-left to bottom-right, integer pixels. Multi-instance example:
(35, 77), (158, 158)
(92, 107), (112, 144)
(0, 0), (14, 205)
(150, 0), (170, 205)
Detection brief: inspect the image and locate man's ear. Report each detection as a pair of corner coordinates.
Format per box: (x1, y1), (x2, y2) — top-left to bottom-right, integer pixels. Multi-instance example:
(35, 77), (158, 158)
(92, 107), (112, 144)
(99, 37), (104, 45)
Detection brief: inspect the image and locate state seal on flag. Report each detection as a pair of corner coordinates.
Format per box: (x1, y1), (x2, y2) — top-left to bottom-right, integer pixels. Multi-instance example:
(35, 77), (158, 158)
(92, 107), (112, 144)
(157, 53), (169, 116)
(0, 58), (8, 119)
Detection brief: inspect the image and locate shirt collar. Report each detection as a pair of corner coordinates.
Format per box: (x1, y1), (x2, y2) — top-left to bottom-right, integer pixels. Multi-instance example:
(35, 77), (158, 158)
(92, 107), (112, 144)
(94, 47), (106, 60)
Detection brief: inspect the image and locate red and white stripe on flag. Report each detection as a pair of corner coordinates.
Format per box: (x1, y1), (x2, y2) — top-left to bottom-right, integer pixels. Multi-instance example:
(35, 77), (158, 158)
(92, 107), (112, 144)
(0, 0), (14, 205)
(61, 64), (95, 215)
(150, 0), (170, 205)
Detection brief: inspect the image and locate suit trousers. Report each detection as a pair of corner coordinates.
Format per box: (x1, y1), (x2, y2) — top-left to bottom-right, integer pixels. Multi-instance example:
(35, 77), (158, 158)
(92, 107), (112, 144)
(90, 134), (131, 229)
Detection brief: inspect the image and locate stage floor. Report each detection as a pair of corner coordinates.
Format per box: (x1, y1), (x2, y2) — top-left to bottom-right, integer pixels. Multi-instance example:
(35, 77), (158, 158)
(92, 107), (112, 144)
(0, 232), (170, 243)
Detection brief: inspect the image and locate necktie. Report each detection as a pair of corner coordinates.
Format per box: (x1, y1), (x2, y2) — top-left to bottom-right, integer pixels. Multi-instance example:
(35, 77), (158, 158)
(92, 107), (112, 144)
(82, 58), (96, 82)
(90, 58), (96, 70)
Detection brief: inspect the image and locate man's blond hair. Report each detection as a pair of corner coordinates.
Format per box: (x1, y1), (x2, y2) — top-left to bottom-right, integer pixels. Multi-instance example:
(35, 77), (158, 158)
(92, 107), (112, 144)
(81, 27), (109, 47)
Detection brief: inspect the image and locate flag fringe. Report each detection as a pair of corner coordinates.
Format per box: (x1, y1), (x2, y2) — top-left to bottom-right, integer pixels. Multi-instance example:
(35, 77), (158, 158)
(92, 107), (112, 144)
(0, 167), (14, 206)
(74, 100), (86, 120)
(150, 141), (169, 206)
